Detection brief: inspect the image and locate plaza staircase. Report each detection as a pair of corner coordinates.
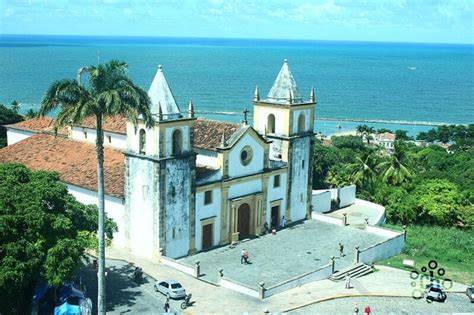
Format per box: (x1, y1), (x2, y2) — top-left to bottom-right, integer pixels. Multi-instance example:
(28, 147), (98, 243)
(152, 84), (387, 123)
(329, 263), (373, 281)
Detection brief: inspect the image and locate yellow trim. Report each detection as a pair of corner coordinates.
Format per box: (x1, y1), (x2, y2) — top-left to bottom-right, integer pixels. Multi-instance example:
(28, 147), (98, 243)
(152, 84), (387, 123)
(195, 167), (288, 192)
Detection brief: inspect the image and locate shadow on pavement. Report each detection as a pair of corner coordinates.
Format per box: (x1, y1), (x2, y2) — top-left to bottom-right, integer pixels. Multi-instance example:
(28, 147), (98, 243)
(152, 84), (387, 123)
(78, 260), (151, 314)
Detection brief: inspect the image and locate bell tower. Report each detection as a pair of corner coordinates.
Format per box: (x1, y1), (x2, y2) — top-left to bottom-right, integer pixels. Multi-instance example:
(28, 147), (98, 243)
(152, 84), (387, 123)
(124, 65), (196, 259)
(253, 59), (316, 223)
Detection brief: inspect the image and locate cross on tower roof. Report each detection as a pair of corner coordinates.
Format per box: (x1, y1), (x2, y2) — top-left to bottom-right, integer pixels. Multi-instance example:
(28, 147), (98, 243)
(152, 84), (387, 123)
(242, 107), (249, 125)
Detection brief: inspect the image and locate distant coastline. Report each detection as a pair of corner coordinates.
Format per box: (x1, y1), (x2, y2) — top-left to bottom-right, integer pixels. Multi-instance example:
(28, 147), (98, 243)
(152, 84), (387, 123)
(1, 34), (473, 48)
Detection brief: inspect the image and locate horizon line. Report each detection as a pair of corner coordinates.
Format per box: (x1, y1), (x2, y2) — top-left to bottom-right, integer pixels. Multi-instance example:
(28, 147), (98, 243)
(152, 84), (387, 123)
(1, 33), (473, 46)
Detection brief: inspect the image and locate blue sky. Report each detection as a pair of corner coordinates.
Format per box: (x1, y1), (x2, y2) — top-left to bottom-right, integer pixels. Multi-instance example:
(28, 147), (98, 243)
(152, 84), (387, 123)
(1, 0), (473, 44)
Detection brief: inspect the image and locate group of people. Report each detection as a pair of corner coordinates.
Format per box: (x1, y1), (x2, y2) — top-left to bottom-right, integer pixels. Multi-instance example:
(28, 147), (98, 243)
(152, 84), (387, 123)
(353, 303), (371, 315)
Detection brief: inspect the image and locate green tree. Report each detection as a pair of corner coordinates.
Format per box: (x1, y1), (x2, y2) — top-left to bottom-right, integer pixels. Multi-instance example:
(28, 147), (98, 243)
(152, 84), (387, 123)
(413, 179), (461, 225)
(395, 129), (412, 141)
(0, 163), (117, 314)
(331, 135), (367, 152)
(39, 60), (153, 314)
(24, 108), (38, 119)
(356, 124), (375, 145)
(11, 100), (19, 113)
(379, 141), (412, 185)
(377, 128), (392, 133)
(0, 104), (24, 148)
(346, 152), (378, 192)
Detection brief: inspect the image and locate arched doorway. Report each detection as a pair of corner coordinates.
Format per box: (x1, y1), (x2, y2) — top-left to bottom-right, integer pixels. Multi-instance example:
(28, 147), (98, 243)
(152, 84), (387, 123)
(237, 203), (250, 240)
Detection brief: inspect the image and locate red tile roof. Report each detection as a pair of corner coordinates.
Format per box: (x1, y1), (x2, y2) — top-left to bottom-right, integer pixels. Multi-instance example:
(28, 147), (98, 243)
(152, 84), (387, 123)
(6, 117), (68, 136)
(376, 132), (395, 141)
(77, 115), (127, 134)
(194, 118), (240, 151)
(0, 134), (124, 197)
(6, 116), (54, 131)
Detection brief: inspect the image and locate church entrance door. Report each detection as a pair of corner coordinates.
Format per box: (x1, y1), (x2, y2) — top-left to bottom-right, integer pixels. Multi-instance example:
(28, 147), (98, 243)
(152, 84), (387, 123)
(202, 223), (213, 250)
(238, 203), (250, 240)
(271, 205), (280, 228)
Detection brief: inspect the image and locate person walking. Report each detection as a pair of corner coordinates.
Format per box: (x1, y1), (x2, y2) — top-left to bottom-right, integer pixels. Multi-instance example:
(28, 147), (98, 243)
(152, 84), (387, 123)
(364, 305), (371, 315)
(281, 216), (286, 228)
(354, 303), (359, 315)
(243, 250), (250, 264)
(345, 275), (352, 289)
(339, 242), (344, 257)
(241, 249), (246, 264)
(164, 299), (170, 313)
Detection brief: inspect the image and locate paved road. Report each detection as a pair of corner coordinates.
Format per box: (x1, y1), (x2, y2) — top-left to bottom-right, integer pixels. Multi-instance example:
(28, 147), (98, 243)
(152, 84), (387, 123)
(78, 258), (186, 314)
(292, 294), (474, 314)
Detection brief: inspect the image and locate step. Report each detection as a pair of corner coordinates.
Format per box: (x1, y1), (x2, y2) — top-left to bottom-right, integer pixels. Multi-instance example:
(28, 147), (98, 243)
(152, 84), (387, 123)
(330, 263), (373, 281)
(330, 263), (365, 280)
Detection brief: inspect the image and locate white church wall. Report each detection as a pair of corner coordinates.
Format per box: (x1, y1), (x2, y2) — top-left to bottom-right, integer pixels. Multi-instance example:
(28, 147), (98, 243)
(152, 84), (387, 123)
(71, 126), (126, 150)
(291, 108), (312, 135)
(6, 128), (34, 145)
(312, 190), (331, 213)
(266, 172), (287, 225)
(126, 122), (160, 157)
(228, 179), (262, 199)
(164, 159), (191, 258)
(195, 148), (218, 167)
(289, 136), (311, 222)
(125, 157), (157, 259)
(228, 133), (264, 178)
(65, 183), (126, 247)
(195, 188), (221, 251)
(254, 106), (288, 136)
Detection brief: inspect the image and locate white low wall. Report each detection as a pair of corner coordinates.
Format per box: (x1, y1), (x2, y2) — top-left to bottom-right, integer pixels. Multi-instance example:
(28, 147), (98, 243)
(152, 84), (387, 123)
(161, 256), (195, 277)
(264, 264), (333, 298)
(359, 233), (405, 264)
(339, 184), (356, 208)
(312, 190), (331, 213)
(312, 212), (343, 225)
(355, 198), (386, 225)
(219, 278), (260, 298)
(365, 225), (401, 238)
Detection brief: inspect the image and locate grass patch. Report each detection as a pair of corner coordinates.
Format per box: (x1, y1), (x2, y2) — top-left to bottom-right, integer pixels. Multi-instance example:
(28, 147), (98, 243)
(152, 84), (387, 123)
(377, 224), (474, 285)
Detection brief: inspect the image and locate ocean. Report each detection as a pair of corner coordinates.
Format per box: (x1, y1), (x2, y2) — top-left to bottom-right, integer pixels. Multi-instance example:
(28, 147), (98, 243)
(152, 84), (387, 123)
(0, 35), (473, 136)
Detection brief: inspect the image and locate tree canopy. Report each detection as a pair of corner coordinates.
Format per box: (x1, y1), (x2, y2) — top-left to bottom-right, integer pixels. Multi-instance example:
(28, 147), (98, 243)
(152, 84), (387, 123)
(0, 104), (24, 148)
(313, 127), (473, 228)
(0, 163), (117, 314)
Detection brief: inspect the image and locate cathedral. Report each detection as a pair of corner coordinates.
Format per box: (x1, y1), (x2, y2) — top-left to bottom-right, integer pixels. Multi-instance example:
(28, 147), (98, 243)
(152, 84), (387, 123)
(1, 59), (316, 259)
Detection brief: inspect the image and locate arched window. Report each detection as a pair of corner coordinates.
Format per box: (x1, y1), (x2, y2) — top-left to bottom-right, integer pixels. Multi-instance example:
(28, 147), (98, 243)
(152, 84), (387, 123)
(298, 113), (305, 133)
(139, 129), (146, 154)
(172, 129), (182, 156)
(267, 114), (275, 134)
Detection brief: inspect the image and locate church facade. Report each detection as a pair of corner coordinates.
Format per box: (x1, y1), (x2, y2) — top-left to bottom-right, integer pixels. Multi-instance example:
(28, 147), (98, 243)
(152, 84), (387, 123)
(1, 60), (316, 259)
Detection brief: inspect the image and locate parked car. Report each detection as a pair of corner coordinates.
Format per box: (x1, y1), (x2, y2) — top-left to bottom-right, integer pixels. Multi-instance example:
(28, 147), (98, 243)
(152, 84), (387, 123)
(466, 286), (474, 303)
(154, 280), (186, 299)
(425, 283), (447, 303)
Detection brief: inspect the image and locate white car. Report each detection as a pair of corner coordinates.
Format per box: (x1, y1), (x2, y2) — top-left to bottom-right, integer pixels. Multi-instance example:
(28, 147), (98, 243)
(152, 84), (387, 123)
(154, 280), (186, 299)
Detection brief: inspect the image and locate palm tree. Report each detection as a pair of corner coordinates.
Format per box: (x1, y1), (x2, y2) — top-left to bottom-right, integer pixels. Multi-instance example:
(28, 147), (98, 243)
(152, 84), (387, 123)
(356, 124), (375, 145)
(346, 152), (378, 191)
(11, 100), (19, 113)
(379, 140), (411, 185)
(25, 108), (38, 119)
(39, 60), (154, 315)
